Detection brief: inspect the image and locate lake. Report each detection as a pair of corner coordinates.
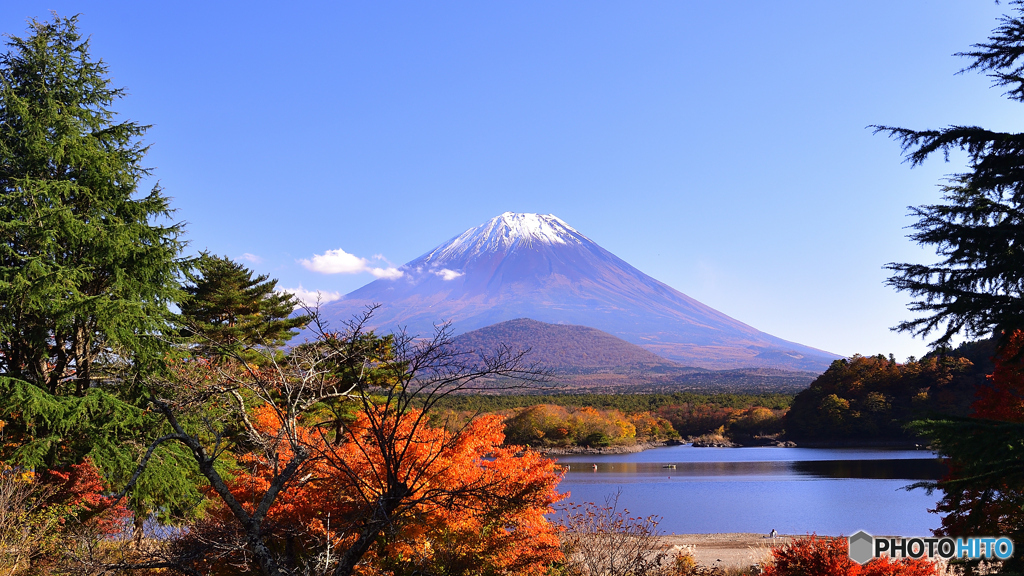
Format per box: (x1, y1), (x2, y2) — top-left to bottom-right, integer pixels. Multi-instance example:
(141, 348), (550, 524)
(554, 445), (945, 536)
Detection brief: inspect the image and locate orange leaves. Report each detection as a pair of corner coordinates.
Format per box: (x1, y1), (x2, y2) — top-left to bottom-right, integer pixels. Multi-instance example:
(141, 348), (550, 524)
(760, 535), (859, 575)
(329, 411), (566, 573)
(627, 411), (677, 441)
(200, 404), (566, 575)
(503, 404), (666, 447)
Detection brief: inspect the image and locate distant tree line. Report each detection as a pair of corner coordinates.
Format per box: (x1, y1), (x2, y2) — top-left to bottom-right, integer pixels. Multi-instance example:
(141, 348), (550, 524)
(432, 391), (793, 413)
(434, 347), (1000, 447)
(431, 392), (793, 446)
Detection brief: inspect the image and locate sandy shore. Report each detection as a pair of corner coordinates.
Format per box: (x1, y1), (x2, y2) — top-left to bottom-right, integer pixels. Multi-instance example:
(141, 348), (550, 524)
(658, 533), (795, 569)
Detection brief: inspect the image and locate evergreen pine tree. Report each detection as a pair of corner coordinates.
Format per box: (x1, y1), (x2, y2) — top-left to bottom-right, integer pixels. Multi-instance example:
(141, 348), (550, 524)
(878, 5), (1024, 570)
(0, 15), (200, 543)
(0, 15), (184, 395)
(876, 6), (1024, 349)
(180, 253), (308, 359)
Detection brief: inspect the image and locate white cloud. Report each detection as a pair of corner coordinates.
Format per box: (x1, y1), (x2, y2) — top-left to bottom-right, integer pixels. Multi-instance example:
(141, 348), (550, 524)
(278, 285), (342, 308)
(299, 247), (404, 279)
(370, 267), (405, 279)
(434, 268), (464, 281)
(300, 248), (369, 274)
(237, 253), (263, 264)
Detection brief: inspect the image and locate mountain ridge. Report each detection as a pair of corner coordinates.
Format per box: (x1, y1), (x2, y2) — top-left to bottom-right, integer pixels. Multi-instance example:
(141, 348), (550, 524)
(451, 318), (680, 371)
(319, 212), (841, 372)
(451, 318), (817, 393)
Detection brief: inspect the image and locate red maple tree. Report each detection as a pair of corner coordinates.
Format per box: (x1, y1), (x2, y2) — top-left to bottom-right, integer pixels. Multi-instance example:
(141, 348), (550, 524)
(177, 405), (565, 575)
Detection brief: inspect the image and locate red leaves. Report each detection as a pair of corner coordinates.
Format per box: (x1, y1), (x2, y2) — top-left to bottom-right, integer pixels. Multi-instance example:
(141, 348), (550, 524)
(42, 458), (130, 534)
(972, 330), (1024, 422)
(196, 405), (566, 574)
(761, 535), (940, 576)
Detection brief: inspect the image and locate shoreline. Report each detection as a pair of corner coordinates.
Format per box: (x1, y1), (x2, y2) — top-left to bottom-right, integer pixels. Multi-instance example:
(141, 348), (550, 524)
(532, 438), (928, 456)
(535, 440), (681, 455)
(658, 533), (796, 569)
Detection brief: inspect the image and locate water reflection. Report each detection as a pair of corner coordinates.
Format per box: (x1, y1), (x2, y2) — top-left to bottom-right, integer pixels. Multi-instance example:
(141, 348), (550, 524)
(563, 459), (946, 480)
(791, 459), (946, 480)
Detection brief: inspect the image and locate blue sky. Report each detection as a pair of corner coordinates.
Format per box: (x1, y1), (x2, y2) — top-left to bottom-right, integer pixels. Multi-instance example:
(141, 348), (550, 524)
(2, 2), (1016, 361)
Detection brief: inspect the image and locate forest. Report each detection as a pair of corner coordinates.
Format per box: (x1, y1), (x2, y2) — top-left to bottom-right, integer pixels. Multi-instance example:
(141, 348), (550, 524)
(428, 392), (791, 448)
(783, 340), (995, 445)
(429, 346), (993, 449)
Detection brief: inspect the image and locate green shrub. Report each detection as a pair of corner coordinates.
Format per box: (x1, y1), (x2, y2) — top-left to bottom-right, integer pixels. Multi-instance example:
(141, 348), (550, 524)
(583, 432), (612, 447)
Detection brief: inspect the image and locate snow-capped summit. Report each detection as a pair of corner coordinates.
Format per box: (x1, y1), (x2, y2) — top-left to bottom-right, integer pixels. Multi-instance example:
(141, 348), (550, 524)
(426, 212), (586, 263)
(319, 213), (840, 371)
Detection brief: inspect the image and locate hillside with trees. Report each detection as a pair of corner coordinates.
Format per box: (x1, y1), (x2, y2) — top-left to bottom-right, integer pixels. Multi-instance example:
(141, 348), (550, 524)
(784, 340), (994, 444)
(453, 318), (677, 369)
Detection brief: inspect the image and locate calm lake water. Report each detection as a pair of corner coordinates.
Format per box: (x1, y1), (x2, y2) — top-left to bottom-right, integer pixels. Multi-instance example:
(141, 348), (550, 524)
(554, 445), (945, 536)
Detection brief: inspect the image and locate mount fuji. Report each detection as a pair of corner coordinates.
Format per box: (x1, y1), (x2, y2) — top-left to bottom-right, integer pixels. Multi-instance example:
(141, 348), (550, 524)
(317, 212), (840, 371)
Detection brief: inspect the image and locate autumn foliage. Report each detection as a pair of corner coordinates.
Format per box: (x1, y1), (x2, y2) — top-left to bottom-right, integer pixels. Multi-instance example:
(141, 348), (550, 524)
(502, 404), (651, 447)
(785, 354), (976, 442)
(970, 330), (1024, 422)
(41, 458), (130, 534)
(760, 535), (940, 576)
(0, 458), (130, 575)
(178, 405), (565, 575)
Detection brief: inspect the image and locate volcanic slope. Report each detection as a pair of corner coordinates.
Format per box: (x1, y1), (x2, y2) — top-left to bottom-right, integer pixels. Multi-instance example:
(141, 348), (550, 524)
(318, 212), (841, 371)
(452, 318), (678, 371)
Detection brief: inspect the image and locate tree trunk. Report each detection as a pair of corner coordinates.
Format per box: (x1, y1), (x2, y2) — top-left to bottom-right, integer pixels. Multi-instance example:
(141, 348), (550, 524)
(73, 324), (90, 394)
(133, 513), (145, 549)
